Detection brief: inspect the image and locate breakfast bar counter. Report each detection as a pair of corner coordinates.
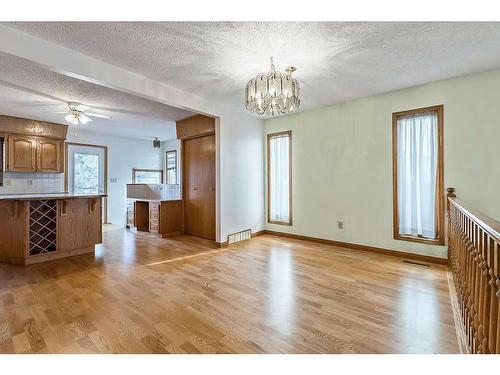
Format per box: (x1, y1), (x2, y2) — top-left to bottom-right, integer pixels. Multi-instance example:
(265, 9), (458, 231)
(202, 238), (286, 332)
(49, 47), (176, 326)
(0, 193), (106, 265)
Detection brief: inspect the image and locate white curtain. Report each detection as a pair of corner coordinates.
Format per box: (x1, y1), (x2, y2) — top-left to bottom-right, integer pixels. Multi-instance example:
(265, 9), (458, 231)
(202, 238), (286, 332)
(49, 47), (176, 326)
(269, 134), (290, 223)
(397, 111), (438, 239)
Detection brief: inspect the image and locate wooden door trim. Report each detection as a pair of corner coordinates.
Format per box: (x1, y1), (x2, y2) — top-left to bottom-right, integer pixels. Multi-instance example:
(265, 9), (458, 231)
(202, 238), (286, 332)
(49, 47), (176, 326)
(65, 142), (109, 223)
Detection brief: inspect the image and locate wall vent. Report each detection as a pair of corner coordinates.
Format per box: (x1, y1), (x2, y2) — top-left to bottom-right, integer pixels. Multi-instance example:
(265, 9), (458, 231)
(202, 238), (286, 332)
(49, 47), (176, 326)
(403, 259), (430, 267)
(228, 229), (252, 244)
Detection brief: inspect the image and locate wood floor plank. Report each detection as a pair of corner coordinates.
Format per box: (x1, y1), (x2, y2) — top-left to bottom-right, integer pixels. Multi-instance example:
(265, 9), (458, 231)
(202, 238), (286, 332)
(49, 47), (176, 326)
(0, 227), (459, 353)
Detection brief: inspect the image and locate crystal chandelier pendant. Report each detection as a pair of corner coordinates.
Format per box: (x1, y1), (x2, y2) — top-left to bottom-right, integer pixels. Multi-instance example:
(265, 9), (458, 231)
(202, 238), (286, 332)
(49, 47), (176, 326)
(245, 57), (301, 116)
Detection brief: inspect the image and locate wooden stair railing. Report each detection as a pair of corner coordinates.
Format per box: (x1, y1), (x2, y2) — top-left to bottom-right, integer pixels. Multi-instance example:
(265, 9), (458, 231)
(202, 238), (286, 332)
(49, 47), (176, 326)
(447, 187), (500, 354)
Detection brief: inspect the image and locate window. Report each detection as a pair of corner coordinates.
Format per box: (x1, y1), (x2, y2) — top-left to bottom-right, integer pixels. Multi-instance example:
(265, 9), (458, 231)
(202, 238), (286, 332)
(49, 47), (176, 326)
(267, 131), (292, 225)
(392, 105), (444, 245)
(73, 152), (100, 194)
(166, 150), (177, 184)
(132, 169), (163, 184)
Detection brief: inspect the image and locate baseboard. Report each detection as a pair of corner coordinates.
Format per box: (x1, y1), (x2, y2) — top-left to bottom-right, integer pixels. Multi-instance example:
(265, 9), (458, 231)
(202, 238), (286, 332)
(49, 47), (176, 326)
(447, 271), (470, 353)
(262, 230), (448, 265)
(251, 230), (265, 238)
(215, 241), (228, 248)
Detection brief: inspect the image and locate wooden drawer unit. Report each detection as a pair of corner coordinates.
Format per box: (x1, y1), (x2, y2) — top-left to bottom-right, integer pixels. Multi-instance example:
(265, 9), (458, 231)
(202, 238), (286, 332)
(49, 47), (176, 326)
(149, 202), (160, 233)
(149, 220), (159, 233)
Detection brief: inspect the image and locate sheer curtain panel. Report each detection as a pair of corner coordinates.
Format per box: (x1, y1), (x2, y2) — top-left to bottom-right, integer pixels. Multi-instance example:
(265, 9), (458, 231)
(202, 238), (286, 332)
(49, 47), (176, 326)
(397, 111), (438, 239)
(268, 132), (291, 224)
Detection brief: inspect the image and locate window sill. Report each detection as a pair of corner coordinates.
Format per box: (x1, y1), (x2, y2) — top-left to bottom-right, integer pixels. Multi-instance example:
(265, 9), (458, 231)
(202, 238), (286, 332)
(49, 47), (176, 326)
(394, 234), (444, 246)
(268, 220), (293, 226)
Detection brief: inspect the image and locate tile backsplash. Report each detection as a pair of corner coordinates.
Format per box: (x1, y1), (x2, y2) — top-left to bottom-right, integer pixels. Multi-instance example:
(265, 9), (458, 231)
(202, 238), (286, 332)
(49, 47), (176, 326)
(126, 183), (181, 200)
(0, 173), (65, 195)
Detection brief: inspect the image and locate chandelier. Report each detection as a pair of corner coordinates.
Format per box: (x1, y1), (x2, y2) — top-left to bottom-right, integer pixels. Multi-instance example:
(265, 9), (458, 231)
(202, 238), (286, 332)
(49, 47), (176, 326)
(245, 57), (301, 116)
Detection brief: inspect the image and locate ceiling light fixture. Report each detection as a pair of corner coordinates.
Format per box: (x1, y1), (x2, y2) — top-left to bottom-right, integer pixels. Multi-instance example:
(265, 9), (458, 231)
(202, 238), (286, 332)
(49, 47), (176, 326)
(64, 111), (91, 125)
(245, 57), (301, 116)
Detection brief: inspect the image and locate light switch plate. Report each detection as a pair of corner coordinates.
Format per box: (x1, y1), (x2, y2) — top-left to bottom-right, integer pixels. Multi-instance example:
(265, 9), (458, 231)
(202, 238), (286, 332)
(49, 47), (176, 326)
(338, 221), (344, 229)
(110, 178), (118, 183)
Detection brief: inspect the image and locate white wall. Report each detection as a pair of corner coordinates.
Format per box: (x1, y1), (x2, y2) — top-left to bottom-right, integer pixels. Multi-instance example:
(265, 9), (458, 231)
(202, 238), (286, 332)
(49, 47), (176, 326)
(264, 69), (500, 259)
(67, 130), (162, 227)
(219, 112), (265, 240)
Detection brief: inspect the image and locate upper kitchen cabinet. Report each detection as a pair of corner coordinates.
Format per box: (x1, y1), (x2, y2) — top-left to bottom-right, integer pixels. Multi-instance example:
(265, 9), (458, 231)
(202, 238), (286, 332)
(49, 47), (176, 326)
(7, 135), (37, 172)
(0, 114), (67, 173)
(37, 138), (63, 172)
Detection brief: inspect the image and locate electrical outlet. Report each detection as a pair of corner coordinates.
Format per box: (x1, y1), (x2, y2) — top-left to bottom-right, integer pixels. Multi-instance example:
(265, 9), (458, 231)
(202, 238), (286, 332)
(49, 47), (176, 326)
(338, 221), (344, 229)
(27, 179), (33, 186)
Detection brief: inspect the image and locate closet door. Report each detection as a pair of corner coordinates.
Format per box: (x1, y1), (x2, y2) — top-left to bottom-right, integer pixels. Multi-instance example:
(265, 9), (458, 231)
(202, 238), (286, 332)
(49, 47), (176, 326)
(183, 134), (215, 240)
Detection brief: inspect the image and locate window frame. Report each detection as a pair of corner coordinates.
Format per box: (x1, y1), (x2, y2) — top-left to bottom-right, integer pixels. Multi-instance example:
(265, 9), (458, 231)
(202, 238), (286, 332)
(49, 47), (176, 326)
(165, 150), (178, 184)
(392, 105), (444, 245)
(132, 168), (164, 184)
(267, 130), (293, 226)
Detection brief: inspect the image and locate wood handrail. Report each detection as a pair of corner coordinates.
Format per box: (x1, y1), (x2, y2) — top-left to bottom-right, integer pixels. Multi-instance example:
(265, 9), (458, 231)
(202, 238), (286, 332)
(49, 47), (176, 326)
(447, 187), (500, 354)
(449, 197), (500, 244)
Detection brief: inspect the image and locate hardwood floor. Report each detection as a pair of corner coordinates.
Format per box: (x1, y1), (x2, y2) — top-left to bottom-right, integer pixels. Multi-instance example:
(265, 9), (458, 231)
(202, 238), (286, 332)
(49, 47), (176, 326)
(0, 227), (459, 353)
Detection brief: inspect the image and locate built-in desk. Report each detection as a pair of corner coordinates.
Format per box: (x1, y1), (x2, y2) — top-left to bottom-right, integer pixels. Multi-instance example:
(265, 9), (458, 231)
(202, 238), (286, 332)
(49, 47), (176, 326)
(126, 198), (183, 237)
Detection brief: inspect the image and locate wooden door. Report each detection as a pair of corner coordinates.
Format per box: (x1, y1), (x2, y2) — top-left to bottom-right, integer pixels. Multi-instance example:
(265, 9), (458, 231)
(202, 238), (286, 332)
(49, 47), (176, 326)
(7, 135), (36, 172)
(183, 134), (215, 240)
(37, 139), (62, 172)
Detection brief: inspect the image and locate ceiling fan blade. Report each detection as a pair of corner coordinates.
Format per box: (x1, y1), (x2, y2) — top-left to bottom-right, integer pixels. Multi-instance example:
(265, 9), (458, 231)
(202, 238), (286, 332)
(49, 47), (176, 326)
(86, 112), (111, 119)
(78, 114), (93, 124)
(75, 104), (89, 112)
(67, 102), (88, 112)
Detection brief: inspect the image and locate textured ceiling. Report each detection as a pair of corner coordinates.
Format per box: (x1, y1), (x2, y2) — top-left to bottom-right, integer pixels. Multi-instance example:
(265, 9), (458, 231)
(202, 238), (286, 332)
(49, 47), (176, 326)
(0, 53), (194, 140)
(6, 22), (500, 113)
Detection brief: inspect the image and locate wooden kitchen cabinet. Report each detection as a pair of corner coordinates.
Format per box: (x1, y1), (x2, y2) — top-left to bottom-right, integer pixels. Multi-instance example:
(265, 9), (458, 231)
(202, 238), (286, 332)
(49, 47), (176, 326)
(7, 135), (37, 172)
(0, 196), (103, 265)
(6, 135), (63, 173)
(58, 198), (102, 252)
(37, 138), (63, 172)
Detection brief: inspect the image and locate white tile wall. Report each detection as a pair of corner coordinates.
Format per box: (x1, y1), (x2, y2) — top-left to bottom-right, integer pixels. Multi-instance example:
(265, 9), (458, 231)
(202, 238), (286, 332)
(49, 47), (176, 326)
(163, 184), (180, 199)
(126, 183), (180, 200)
(0, 173), (65, 195)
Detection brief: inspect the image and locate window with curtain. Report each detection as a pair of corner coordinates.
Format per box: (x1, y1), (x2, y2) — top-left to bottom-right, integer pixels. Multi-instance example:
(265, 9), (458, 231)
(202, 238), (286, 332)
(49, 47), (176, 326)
(268, 131), (292, 225)
(392, 105), (444, 244)
(166, 150), (177, 184)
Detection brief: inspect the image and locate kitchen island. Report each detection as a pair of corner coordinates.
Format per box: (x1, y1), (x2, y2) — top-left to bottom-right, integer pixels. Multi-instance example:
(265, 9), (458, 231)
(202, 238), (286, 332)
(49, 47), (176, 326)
(0, 193), (106, 265)
(126, 198), (183, 237)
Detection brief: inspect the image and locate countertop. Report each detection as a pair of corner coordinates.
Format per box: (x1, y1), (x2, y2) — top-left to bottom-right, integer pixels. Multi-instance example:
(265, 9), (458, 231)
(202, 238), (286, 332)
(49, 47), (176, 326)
(126, 197), (182, 202)
(0, 193), (107, 201)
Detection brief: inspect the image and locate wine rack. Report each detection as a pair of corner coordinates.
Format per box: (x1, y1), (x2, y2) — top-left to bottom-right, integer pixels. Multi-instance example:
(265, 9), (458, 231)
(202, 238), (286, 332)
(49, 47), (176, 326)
(29, 200), (57, 256)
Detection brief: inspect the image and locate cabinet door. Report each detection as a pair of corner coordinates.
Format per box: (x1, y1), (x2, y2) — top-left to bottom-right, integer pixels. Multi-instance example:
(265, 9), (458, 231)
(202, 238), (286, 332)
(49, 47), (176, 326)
(37, 139), (62, 172)
(58, 198), (102, 251)
(7, 135), (37, 172)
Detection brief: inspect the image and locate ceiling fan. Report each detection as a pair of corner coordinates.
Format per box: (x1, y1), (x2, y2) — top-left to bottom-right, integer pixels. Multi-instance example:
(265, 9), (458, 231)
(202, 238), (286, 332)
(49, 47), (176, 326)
(51, 102), (112, 125)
